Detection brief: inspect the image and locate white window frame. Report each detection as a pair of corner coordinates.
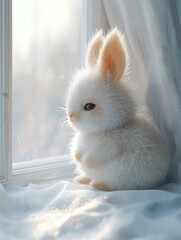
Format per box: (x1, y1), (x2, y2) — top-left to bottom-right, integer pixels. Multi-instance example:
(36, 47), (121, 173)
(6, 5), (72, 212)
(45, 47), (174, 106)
(81, 0), (102, 62)
(0, 0), (12, 183)
(0, 0), (102, 185)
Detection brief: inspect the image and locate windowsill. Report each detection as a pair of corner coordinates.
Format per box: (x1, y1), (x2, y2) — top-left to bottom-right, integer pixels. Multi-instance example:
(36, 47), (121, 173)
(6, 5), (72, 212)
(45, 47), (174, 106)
(5, 154), (75, 185)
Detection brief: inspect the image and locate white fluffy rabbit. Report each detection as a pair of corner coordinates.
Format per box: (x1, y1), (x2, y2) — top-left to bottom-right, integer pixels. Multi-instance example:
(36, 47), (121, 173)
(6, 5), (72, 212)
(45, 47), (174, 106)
(66, 28), (171, 191)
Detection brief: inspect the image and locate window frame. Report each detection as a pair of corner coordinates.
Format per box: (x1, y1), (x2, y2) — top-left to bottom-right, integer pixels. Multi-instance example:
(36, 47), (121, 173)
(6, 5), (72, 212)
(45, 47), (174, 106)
(0, 0), (102, 185)
(0, 0), (12, 183)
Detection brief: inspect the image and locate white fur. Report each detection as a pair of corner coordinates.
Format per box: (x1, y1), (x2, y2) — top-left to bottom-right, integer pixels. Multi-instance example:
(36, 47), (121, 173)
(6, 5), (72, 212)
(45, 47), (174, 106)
(66, 28), (171, 191)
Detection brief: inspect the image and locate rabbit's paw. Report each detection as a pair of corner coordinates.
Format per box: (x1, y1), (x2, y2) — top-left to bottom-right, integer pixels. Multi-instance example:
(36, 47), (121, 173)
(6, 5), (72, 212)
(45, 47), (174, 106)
(75, 151), (83, 162)
(85, 159), (101, 169)
(90, 180), (109, 191)
(75, 175), (91, 184)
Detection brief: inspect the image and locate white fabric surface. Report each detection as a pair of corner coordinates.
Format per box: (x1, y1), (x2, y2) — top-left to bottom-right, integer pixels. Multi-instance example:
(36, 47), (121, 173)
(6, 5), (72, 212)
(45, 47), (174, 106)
(0, 181), (181, 240)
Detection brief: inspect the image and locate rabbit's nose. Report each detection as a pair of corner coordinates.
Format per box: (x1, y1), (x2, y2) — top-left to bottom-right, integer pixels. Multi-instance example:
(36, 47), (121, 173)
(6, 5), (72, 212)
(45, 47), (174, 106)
(69, 112), (80, 121)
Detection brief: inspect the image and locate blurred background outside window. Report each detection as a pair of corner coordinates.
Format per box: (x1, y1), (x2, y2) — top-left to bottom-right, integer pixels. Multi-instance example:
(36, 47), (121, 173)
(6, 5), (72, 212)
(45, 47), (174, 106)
(12, 0), (82, 163)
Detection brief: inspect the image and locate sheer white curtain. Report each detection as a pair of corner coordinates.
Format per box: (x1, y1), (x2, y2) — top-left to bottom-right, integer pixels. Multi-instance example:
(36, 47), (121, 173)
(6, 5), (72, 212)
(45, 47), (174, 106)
(103, 0), (181, 182)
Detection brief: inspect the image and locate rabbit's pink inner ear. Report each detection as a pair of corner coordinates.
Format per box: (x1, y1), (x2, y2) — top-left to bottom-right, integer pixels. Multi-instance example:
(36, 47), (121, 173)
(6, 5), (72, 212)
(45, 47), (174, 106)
(105, 54), (116, 74)
(99, 29), (126, 81)
(86, 31), (104, 68)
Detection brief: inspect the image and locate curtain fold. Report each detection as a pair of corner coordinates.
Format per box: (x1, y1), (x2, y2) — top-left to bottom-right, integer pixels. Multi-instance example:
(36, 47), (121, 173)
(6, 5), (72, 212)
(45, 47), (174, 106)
(103, 0), (181, 181)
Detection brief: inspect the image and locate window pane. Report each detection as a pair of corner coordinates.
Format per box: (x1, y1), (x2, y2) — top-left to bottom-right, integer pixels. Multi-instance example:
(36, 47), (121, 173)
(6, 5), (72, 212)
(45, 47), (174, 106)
(12, 0), (81, 162)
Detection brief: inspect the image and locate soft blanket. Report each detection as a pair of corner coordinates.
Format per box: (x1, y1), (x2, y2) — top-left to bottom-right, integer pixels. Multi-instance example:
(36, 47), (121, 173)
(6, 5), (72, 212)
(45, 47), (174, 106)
(0, 181), (181, 240)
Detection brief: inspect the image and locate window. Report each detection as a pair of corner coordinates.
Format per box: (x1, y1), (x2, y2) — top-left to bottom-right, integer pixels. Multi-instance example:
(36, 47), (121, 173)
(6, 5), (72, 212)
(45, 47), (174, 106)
(0, 0), (104, 184)
(12, 0), (82, 183)
(13, 0), (82, 163)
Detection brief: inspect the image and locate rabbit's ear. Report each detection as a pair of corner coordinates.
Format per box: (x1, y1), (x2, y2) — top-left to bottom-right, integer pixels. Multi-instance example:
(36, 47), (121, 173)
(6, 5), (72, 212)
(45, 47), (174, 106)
(99, 28), (127, 81)
(86, 30), (104, 68)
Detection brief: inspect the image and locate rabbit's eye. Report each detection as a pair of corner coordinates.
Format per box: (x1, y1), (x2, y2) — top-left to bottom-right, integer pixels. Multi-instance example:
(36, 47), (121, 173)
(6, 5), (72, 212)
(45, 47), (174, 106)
(84, 103), (96, 111)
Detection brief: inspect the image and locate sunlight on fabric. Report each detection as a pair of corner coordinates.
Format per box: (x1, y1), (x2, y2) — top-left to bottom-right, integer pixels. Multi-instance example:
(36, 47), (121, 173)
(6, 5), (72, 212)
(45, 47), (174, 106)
(12, 0), (82, 162)
(1, 181), (181, 239)
(30, 196), (105, 238)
